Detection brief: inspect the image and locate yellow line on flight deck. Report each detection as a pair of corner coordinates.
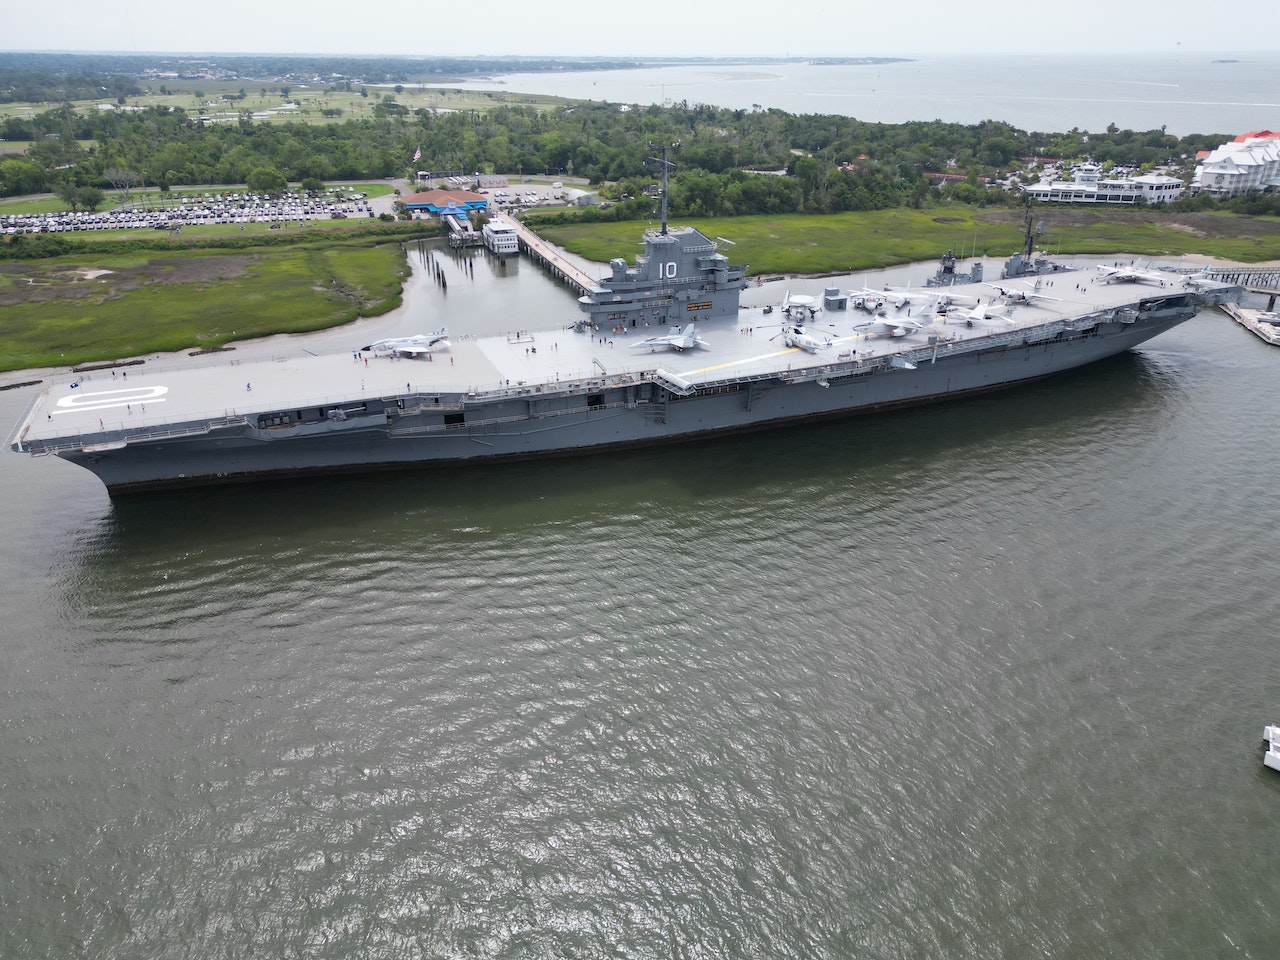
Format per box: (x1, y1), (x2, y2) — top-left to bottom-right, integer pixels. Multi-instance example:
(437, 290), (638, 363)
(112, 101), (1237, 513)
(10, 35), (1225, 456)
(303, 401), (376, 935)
(678, 333), (862, 377)
(679, 348), (800, 376)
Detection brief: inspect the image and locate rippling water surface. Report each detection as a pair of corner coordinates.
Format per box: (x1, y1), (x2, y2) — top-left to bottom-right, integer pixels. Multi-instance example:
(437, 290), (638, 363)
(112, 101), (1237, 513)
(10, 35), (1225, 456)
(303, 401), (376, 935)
(3, 254), (1279, 958)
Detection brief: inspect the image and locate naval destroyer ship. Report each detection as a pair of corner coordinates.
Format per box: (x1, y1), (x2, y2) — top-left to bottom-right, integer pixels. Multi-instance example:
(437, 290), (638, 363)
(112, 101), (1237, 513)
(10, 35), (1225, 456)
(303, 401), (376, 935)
(7, 215), (1242, 494)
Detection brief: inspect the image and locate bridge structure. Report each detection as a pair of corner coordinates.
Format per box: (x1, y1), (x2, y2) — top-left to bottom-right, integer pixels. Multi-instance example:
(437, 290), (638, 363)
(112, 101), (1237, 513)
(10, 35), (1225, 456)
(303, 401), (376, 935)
(506, 218), (602, 296)
(1191, 265), (1280, 308)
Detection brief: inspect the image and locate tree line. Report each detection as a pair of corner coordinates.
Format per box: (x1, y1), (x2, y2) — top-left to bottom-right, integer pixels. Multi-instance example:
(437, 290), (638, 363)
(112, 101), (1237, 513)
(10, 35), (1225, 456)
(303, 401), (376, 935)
(0, 52), (649, 105)
(1, 93), (1271, 221)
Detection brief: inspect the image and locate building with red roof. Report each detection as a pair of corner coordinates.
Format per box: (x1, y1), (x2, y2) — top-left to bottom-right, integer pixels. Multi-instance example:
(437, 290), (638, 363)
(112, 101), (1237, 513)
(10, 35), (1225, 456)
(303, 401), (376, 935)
(401, 190), (489, 217)
(1193, 132), (1280, 196)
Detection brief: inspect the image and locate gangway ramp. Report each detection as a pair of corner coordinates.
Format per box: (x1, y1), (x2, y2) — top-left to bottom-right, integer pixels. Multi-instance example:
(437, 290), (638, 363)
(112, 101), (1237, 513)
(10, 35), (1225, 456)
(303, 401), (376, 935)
(443, 213), (481, 247)
(507, 219), (602, 295)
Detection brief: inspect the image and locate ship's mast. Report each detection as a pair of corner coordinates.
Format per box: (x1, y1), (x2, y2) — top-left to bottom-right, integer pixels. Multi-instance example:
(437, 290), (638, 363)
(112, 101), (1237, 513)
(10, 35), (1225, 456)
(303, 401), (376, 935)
(649, 142), (677, 236)
(661, 145), (669, 235)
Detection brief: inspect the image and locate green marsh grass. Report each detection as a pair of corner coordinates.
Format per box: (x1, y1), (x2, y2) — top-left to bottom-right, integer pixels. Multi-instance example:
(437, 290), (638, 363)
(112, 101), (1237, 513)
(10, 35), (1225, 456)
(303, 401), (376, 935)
(0, 241), (409, 371)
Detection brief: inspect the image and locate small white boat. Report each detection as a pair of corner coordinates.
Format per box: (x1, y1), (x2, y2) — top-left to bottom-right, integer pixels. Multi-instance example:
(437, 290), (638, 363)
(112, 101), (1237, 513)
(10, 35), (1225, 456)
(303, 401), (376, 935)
(1264, 725), (1280, 772)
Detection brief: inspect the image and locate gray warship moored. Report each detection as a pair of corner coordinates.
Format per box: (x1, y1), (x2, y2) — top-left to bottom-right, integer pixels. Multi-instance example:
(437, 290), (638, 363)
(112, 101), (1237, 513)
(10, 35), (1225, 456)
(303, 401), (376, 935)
(924, 247), (984, 287)
(1001, 205), (1074, 280)
(7, 182), (1243, 494)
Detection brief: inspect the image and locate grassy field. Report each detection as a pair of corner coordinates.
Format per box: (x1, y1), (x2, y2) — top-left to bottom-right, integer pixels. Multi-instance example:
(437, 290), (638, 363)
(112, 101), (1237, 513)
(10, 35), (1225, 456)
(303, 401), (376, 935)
(0, 240), (410, 371)
(534, 206), (1280, 275)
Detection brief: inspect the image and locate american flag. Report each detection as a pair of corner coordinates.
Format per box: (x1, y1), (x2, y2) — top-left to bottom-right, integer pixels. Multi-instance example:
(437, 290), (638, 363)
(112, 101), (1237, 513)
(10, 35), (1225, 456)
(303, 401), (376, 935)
(412, 145), (421, 163)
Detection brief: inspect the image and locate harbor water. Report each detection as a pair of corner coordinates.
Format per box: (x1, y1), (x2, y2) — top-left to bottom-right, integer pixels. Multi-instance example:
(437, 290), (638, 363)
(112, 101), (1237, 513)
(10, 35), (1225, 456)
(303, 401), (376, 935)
(431, 52), (1280, 138)
(2, 243), (1279, 958)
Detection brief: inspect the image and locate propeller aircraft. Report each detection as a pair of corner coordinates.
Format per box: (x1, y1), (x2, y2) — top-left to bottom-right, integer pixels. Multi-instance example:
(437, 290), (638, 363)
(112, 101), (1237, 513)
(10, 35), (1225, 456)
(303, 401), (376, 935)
(780, 291), (820, 321)
(983, 280), (1060, 305)
(771, 321), (834, 354)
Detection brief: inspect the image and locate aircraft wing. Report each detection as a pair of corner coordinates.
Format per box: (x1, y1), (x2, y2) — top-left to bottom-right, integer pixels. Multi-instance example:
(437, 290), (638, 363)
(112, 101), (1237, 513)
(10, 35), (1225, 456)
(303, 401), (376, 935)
(965, 304), (1015, 324)
(856, 318), (920, 338)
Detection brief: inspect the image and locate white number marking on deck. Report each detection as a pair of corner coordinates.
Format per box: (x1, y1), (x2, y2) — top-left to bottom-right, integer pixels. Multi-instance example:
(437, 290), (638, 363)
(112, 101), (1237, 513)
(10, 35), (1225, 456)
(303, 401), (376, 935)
(53, 386), (169, 415)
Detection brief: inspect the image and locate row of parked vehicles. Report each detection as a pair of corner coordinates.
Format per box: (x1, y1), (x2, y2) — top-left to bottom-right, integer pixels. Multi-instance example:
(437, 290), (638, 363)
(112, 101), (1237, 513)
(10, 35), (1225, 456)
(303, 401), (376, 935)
(3, 191), (375, 235)
(488, 190), (545, 207)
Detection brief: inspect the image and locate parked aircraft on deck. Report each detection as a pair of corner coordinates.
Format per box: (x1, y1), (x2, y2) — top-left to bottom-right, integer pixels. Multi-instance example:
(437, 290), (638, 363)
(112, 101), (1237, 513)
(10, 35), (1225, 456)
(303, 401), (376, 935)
(631, 323), (710, 353)
(361, 328), (451, 357)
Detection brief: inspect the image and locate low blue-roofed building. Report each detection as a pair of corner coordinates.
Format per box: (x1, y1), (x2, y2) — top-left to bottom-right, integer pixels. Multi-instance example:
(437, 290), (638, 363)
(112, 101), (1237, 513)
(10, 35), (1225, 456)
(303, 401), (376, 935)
(402, 189), (489, 216)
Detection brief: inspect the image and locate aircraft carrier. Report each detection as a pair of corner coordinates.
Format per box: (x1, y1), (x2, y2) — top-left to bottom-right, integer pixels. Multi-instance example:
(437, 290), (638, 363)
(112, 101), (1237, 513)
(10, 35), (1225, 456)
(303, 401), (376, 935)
(7, 221), (1242, 495)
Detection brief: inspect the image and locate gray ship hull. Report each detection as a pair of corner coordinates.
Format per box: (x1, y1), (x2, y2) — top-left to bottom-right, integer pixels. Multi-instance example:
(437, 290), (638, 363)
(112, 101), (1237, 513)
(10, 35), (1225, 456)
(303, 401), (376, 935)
(55, 309), (1187, 493)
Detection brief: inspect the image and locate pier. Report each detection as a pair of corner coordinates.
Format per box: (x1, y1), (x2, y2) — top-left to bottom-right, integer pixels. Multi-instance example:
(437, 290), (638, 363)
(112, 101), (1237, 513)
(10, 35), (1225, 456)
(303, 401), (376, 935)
(1223, 303), (1280, 346)
(443, 213), (482, 248)
(506, 218), (602, 295)
(1193, 266), (1280, 309)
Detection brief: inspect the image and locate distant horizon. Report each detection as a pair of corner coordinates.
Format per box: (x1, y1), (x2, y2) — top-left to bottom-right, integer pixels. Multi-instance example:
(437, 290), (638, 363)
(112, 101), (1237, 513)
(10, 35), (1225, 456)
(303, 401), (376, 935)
(3, 49), (1278, 62)
(5, 49), (1273, 136)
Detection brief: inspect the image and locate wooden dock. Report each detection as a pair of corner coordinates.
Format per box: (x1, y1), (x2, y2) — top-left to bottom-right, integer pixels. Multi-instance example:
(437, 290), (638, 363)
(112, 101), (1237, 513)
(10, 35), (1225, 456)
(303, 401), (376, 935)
(1223, 303), (1280, 346)
(443, 214), (482, 248)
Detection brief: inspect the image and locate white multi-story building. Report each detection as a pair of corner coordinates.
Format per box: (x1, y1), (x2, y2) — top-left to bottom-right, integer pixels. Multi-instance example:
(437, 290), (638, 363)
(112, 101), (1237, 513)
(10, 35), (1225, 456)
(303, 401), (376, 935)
(1023, 164), (1184, 204)
(1192, 131), (1280, 196)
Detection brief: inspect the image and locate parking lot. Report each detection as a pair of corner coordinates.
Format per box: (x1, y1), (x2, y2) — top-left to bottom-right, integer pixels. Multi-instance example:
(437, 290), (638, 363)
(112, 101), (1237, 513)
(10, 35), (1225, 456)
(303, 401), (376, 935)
(419, 173), (577, 211)
(2, 190), (376, 235)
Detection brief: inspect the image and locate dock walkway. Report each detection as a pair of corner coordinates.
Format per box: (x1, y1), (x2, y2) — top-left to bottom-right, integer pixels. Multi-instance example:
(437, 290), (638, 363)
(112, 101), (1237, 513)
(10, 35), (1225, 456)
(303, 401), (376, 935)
(1192, 266), (1280, 309)
(1223, 303), (1280, 346)
(443, 214), (482, 248)
(508, 219), (602, 295)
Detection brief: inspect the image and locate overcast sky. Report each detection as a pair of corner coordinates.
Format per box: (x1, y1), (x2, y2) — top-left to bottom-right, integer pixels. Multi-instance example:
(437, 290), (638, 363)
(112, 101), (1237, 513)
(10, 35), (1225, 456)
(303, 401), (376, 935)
(5, 0), (1275, 59)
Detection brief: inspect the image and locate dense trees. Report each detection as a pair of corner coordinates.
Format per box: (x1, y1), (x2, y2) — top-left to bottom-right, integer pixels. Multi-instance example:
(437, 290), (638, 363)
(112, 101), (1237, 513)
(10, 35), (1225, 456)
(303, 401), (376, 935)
(53, 182), (104, 212)
(0, 65), (141, 104)
(0, 85), (1251, 221)
(246, 167), (287, 195)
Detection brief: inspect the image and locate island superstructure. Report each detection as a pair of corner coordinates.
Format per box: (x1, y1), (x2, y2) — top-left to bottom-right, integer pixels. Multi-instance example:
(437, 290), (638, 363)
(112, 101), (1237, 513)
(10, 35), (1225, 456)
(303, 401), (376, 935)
(8, 221), (1241, 494)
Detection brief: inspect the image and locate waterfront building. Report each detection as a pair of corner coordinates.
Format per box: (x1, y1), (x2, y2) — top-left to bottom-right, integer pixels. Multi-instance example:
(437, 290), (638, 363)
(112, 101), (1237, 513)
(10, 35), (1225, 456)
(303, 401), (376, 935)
(1023, 164), (1184, 204)
(401, 189), (489, 217)
(1192, 131), (1280, 197)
